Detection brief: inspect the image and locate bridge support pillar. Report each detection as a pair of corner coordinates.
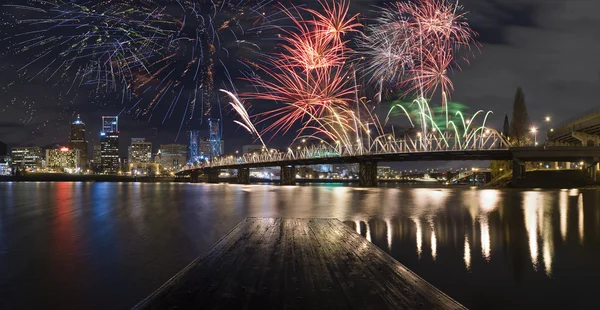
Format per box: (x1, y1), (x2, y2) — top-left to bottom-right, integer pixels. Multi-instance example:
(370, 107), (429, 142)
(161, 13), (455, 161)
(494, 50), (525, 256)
(190, 170), (200, 183)
(280, 165), (296, 185)
(553, 162), (559, 170)
(587, 159), (599, 182)
(206, 168), (220, 184)
(236, 167), (250, 184)
(359, 162), (378, 187)
(512, 159), (526, 184)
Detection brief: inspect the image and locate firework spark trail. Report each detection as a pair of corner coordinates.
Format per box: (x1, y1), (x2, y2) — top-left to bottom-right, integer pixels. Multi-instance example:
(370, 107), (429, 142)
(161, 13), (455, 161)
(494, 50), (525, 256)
(356, 0), (483, 150)
(220, 89), (267, 148)
(240, 0), (363, 148)
(4, 0), (274, 132)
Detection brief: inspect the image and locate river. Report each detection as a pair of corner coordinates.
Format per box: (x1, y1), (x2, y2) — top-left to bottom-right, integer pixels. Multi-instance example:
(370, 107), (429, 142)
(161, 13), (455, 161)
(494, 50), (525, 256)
(0, 182), (598, 309)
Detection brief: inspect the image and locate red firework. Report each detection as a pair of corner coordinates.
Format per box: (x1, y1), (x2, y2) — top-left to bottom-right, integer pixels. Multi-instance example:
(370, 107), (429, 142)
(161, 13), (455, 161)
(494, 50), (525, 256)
(243, 1), (361, 138)
(304, 0), (362, 45)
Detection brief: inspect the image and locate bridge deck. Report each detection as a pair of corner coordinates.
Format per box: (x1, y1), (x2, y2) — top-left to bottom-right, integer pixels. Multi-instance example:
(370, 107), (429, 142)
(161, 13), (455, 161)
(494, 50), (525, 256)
(134, 218), (465, 310)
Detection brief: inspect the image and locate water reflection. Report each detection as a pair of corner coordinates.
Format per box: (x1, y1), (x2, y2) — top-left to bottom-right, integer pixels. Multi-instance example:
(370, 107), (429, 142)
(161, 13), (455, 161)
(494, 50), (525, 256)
(523, 191), (541, 269)
(413, 218), (422, 258)
(341, 188), (588, 281)
(560, 190), (568, 241)
(578, 194), (584, 244)
(464, 235), (471, 270)
(1, 183), (599, 310)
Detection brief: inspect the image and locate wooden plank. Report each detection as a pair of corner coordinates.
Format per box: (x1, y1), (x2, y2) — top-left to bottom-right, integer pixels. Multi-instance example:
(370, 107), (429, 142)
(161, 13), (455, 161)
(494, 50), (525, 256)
(134, 218), (466, 310)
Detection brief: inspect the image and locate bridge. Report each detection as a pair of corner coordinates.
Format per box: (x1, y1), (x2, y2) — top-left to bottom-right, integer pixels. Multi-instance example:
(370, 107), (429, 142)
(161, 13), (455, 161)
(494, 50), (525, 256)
(548, 106), (600, 146)
(179, 134), (600, 186)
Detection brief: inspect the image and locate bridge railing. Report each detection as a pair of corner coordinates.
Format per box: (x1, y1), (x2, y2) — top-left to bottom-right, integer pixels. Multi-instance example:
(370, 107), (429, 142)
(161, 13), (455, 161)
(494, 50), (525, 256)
(182, 129), (510, 170)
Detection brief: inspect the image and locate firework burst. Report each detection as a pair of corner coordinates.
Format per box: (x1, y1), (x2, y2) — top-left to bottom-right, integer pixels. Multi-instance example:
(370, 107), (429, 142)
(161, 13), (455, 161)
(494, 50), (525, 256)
(4, 0), (273, 136)
(242, 0), (361, 141)
(360, 0), (475, 99)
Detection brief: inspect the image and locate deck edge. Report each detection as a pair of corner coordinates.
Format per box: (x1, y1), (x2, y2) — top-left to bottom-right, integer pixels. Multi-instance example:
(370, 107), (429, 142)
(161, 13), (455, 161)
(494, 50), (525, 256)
(331, 218), (468, 310)
(131, 218), (249, 309)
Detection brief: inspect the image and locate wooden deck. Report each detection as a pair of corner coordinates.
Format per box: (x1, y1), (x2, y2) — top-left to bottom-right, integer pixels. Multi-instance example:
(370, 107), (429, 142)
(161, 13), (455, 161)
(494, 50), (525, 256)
(134, 218), (466, 310)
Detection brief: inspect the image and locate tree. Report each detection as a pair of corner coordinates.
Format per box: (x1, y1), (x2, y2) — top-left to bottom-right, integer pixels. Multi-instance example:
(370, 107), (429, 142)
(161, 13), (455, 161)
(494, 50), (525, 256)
(490, 160), (510, 179)
(502, 114), (510, 138)
(509, 87), (531, 146)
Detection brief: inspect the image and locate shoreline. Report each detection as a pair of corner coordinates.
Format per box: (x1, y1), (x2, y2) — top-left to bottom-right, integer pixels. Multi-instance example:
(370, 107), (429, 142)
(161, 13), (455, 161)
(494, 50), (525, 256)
(3, 171), (599, 189)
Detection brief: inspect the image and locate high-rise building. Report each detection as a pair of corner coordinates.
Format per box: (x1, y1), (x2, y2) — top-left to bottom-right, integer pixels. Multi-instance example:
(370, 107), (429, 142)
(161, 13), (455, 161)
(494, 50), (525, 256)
(189, 130), (200, 162)
(68, 114), (88, 169)
(156, 144), (187, 171)
(100, 116), (120, 173)
(46, 147), (81, 172)
(199, 137), (211, 157)
(128, 138), (154, 175)
(11, 147), (43, 170)
(102, 116), (118, 133)
(199, 137), (223, 159)
(209, 118), (222, 158)
(92, 144), (101, 167)
(129, 138), (152, 163)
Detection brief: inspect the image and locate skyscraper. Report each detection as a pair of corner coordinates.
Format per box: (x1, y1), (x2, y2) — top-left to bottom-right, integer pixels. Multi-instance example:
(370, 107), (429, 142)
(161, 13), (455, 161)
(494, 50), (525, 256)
(209, 118), (222, 158)
(100, 116), (120, 173)
(189, 130), (199, 162)
(102, 116), (118, 133)
(68, 114), (88, 169)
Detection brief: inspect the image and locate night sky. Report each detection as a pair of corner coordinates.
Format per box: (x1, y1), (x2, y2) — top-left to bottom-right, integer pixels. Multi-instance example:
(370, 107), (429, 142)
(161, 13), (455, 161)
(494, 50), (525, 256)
(1, 0), (598, 162)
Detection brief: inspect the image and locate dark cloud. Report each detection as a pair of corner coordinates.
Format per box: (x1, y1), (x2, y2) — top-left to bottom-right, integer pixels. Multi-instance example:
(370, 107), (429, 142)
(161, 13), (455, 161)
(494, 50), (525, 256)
(452, 0), (600, 131)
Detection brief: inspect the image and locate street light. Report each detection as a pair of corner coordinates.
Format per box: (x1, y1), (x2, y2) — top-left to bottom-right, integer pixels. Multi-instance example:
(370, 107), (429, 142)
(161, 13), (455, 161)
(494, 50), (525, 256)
(545, 116), (551, 122)
(530, 127), (538, 145)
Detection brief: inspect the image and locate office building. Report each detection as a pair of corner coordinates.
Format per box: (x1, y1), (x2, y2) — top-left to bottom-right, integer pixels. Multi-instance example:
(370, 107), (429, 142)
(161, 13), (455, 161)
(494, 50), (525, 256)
(68, 115), (88, 169)
(102, 116), (118, 133)
(46, 147), (81, 172)
(90, 144), (101, 170)
(156, 144), (187, 171)
(100, 116), (120, 173)
(199, 138), (211, 157)
(127, 138), (153, 175)
(129, 138), (152, 163)
(199, 137), (224, 159)
(11, 147), (43, 170)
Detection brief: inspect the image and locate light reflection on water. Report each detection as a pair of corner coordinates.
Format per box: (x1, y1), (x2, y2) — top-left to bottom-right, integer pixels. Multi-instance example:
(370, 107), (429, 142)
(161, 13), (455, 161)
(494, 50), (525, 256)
(0, 182), (599, 309)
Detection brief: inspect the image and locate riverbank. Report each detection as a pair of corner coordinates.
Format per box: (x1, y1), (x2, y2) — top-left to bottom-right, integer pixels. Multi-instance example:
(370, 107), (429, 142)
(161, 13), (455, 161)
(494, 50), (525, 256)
(0, 173), (175, 182)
